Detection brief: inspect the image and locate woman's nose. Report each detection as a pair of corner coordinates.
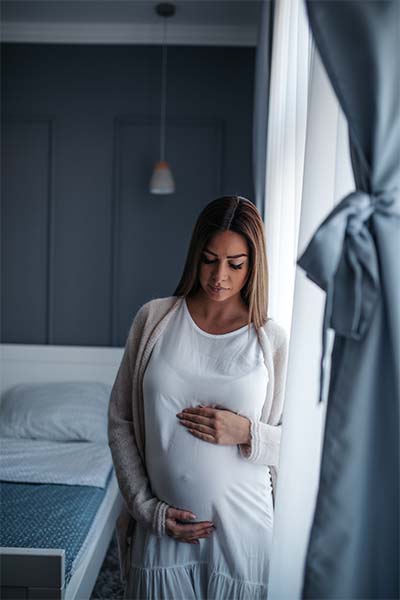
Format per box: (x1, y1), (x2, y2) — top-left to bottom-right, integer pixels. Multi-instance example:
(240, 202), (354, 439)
(212, 262), (229, 283)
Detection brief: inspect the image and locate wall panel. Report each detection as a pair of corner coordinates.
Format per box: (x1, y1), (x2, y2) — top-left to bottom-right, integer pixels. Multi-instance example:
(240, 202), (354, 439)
(113, 117), (223, 344)
(1, 118), (53, 343)
(1, 44), (254, 346)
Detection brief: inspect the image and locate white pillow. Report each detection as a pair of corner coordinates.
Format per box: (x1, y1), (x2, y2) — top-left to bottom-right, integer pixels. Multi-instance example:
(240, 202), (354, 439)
(0, 381), (112, 443)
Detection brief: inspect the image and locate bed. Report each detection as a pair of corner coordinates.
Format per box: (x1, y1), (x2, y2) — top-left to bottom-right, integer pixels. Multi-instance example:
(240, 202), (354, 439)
(0, 343), (125, 600)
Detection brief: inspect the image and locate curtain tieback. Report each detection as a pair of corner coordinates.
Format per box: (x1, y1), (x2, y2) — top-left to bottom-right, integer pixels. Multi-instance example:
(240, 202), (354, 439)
(297, 188), (399, 403)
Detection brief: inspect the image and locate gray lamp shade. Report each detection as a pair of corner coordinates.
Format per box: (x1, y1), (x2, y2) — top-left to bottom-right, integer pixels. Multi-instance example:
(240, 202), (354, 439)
(149, 160), (175, 194)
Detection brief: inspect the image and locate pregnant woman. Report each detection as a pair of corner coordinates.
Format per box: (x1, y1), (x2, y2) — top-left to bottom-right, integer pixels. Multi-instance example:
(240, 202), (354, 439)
(108, 195), (288, 599)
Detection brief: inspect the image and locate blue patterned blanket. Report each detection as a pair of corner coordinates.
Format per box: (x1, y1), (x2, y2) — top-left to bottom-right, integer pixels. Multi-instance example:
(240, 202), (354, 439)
(0, 474), (111, 584)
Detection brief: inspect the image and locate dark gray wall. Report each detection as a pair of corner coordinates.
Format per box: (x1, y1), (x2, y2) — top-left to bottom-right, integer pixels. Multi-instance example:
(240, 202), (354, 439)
(1, 43), (255, 346)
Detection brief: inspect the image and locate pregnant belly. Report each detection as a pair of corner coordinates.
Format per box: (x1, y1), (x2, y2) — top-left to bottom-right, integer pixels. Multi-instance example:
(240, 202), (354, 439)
(146, 424), (269, 520)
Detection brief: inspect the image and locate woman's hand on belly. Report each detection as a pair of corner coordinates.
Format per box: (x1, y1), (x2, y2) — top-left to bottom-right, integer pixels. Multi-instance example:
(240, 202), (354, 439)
(176, 405), (251, 446)
(165, 506), (216, 544)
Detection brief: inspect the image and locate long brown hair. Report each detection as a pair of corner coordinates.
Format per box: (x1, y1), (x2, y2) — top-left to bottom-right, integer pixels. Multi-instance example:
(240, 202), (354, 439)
(173, 196), (269, 334)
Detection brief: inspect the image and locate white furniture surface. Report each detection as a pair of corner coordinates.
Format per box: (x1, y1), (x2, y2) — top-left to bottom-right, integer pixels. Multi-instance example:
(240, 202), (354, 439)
(0, 343), (125, 600)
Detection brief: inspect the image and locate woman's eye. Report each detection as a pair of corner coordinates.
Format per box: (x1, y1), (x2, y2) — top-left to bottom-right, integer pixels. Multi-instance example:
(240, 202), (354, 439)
(201, 257), (215, 264)
(201, 256), (244, 270)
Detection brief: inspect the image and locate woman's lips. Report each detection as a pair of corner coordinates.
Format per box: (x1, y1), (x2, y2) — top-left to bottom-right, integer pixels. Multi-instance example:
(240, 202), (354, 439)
(208, 284), (229, 293)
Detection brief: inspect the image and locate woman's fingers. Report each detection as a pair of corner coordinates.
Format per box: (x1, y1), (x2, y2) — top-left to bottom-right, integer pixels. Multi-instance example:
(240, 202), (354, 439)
(171, 521), (214, 535)
(165, 520), (215, 542)
(177, 527), (214, 543)
(166, 507), (197, 521)
(165, 507), (216, 543)
(165, 521), (214, 537)
(188, 528), (214, 539)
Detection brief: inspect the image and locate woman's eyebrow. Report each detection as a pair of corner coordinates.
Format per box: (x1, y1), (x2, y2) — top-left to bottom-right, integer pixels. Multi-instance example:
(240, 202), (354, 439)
(203, 248), (248, 259)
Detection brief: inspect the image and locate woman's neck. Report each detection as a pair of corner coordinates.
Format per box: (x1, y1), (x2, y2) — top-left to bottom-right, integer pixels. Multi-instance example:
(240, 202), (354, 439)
(187, 289), (249, 326)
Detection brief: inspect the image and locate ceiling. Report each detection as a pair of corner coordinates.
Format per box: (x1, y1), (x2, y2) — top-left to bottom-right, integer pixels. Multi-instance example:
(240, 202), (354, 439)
(1, 0), (263, 46)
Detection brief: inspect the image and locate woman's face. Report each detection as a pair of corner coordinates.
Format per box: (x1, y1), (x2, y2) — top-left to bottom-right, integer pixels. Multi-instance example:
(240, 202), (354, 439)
(197, 231), (250, 303)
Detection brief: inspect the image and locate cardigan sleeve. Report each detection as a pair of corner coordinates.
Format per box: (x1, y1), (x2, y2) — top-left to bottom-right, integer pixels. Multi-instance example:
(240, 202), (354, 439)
(108, 305), (170, 538)
(238, 327), (289, 467)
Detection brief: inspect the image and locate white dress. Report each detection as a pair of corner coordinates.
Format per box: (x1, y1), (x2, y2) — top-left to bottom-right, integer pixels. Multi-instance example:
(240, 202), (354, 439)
(125, 298), (273, 600)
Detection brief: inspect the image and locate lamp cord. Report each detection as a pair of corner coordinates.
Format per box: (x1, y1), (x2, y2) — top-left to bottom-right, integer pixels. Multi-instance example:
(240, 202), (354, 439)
(160, 18), (168, 162)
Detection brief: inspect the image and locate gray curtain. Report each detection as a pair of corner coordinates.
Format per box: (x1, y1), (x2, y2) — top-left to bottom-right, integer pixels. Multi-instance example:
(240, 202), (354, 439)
(252, 0), (274, 219)
(297, 1), (400, 598)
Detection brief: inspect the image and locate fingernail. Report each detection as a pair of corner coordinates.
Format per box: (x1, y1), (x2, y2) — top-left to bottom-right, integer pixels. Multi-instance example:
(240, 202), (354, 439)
(191, 514), (197, 519)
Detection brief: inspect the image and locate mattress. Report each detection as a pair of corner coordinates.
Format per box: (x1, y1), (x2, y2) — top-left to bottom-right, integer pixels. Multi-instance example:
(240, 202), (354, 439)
(0, 470), (113, 584)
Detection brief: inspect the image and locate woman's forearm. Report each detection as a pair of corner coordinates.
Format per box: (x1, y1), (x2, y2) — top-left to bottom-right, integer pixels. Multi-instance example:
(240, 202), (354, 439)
(238, 417), (281, 466)
(108, 346), (170, 537)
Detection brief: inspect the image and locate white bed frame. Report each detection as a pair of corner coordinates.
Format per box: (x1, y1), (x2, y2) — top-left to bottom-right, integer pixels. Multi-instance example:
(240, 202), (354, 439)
(0, 343), (125, 600)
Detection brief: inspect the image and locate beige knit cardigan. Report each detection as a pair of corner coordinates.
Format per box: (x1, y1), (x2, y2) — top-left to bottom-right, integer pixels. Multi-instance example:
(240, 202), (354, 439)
(108, 294), (288, 583)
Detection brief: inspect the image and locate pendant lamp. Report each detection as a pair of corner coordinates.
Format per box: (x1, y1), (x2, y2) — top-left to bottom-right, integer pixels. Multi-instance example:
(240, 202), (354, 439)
(150, 3), (176, 194)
